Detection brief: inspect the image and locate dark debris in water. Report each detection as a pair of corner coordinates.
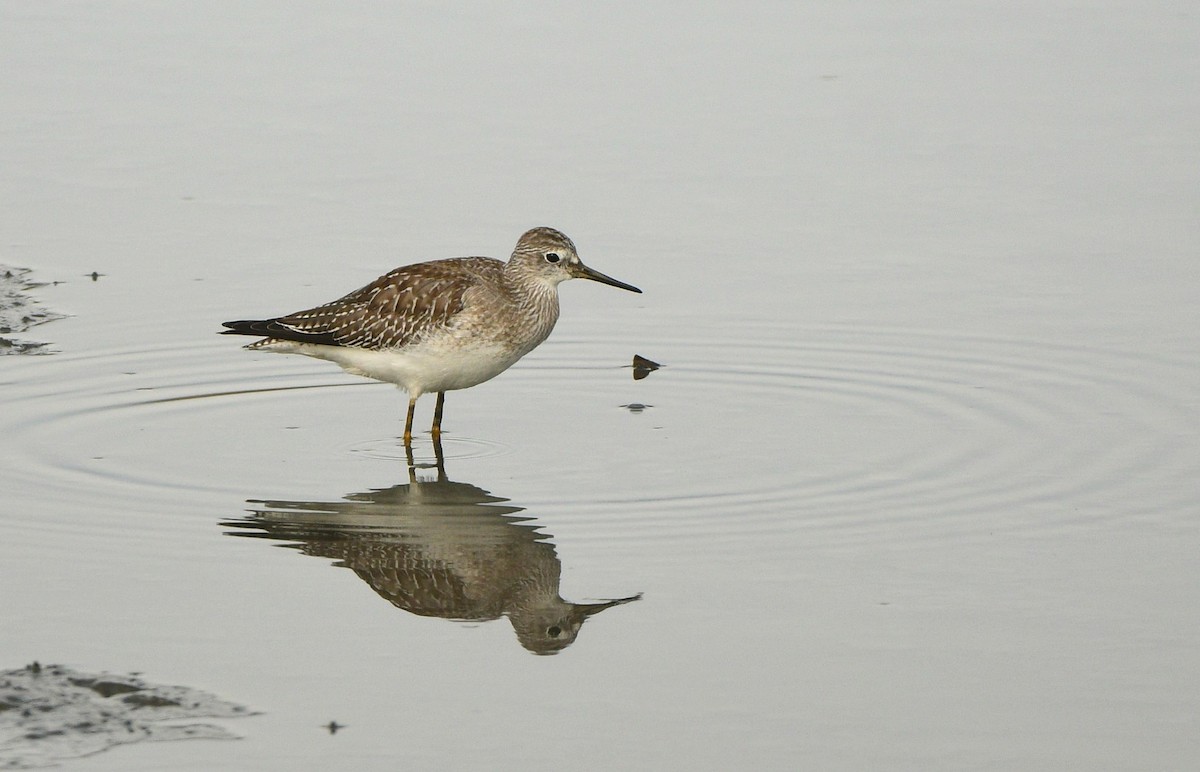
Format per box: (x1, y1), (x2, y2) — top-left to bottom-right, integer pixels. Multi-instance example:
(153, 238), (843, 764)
(631, 354), (662, 381)
(0, 266), (67, 356)
(0, 662), (258, 769)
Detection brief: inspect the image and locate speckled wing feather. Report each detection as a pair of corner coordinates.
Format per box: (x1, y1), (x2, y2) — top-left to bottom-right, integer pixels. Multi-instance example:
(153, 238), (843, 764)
(222, 257), (504, 350)
(323, 540), (506, 621)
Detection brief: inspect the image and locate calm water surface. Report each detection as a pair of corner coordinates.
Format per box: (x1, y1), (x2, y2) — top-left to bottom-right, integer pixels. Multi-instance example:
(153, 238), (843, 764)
(3, 3), (1198, 770)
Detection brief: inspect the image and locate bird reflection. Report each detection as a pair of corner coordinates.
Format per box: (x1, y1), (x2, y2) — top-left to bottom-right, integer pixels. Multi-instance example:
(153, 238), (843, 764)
(222, 438), (640, 654)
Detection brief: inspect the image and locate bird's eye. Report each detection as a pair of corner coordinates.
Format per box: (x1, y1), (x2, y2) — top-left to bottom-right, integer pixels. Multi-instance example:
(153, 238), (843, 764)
(544, 252), (561, 264)
(547, 626), (562, 638)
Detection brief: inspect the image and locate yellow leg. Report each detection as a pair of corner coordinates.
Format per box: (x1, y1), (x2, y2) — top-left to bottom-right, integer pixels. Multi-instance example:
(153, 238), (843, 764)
(431, 392), (445, 438)
(404, 397), (417, 445)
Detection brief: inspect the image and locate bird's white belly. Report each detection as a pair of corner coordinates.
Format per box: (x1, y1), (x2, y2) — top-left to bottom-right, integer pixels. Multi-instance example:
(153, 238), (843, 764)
(256, 338), (526, 397)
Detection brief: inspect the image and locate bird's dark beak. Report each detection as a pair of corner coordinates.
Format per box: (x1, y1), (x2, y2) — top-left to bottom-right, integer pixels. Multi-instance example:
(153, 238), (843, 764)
(579, 593), (643, 617)
(573, 262), (642, 293)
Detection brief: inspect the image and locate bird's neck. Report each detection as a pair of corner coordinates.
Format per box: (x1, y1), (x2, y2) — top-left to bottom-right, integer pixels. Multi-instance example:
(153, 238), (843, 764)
(501, 266), (562, 344)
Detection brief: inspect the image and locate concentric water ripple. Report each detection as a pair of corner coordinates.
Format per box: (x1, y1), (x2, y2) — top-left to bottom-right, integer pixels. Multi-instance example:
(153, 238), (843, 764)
(519, 318), (1199, 543)
(3, 319), (1196, 547)
(345, 434), (511, 463)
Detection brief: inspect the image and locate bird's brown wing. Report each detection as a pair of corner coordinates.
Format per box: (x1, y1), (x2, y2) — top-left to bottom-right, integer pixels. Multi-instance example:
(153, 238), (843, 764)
(223, 257), (503, 350)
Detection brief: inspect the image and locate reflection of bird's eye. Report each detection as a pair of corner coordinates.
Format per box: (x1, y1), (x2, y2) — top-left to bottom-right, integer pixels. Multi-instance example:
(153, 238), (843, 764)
(545, 253), (561, 264)
(547, 626), (562, 638)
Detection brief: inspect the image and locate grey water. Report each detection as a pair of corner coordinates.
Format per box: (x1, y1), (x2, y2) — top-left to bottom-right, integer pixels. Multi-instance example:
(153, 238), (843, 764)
(2, 3), (1198, 770)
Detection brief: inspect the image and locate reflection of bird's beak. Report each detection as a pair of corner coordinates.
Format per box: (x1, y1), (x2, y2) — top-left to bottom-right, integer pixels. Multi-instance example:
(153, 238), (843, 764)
(573, 263), (642, 293)
(579, 593), (644, 617)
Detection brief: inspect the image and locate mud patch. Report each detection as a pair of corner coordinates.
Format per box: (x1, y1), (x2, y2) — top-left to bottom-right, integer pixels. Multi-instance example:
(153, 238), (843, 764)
(0, 663), (257, 769)
(0, 267), (65, 355)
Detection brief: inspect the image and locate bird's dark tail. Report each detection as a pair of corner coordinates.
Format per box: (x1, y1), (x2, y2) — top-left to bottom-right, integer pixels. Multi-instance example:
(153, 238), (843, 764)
(220, 319), (278, 337)
(220, 319), (341, 346)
